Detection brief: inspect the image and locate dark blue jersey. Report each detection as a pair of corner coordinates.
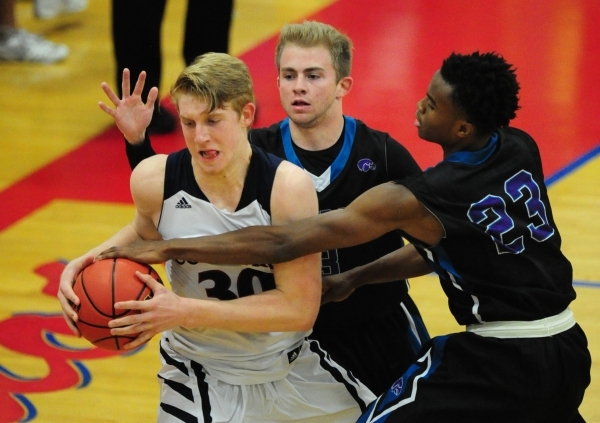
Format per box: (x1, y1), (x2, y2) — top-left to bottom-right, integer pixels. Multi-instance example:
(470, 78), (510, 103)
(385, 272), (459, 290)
(250, 117), (422, 330)
(401, 127), (574, 325)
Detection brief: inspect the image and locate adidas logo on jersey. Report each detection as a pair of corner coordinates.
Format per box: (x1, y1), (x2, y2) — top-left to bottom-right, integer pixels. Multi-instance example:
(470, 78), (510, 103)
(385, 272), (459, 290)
(287, 345), (302, 364)
(175, 197), (192, 209)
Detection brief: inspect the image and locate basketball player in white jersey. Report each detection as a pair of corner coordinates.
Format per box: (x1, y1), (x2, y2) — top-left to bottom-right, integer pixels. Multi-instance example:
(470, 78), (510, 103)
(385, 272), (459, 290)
(57, 52), (375, 422)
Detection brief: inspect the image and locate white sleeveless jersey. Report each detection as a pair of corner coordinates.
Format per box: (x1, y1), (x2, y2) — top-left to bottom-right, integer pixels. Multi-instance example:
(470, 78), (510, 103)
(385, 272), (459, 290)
(157, 146), (310, 385)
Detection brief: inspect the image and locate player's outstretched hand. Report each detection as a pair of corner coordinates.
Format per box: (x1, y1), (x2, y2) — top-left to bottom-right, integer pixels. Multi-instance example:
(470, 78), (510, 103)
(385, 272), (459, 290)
(321, 273), (357, 305)
(96, 240), (169, 264)
(108, 271), (184, 350)
(98, 68), (158, 145)
(58, 253), (95, 336)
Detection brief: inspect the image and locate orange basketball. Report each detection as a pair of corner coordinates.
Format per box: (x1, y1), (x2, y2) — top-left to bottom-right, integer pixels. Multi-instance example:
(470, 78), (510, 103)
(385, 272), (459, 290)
(72, 258), (162, 351)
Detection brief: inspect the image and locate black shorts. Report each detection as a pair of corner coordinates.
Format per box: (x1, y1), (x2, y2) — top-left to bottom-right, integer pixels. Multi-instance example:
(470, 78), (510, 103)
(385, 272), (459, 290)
(310, 294), (430, 396)
(358, 324), (590, 423)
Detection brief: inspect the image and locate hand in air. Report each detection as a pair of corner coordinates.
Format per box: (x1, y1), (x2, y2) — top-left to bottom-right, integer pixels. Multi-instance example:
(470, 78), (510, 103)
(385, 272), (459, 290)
(108, 271), (184, 350)
(98, 68), (158, 144)
(321, 273), (356, 305)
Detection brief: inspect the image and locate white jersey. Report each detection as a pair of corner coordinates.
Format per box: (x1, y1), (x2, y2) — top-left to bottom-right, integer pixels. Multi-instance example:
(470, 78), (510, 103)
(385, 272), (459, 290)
(157, 146), (310, 385)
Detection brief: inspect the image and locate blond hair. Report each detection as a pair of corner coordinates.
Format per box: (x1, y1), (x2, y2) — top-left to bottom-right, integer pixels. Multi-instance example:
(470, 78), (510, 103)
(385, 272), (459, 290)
(170, 52), (255, 116)
(275, 21), (353, 82)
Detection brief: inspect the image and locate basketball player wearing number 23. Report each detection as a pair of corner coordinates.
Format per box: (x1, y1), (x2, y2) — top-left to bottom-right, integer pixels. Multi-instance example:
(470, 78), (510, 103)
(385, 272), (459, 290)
(57, 53), (375, 422)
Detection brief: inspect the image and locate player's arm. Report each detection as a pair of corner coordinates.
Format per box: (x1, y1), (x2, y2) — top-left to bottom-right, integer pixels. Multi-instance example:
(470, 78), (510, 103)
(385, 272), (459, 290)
(98, 181), (444, 267)
(57, 156), (165, 334)
(98, 68), (159, 169)
(321, 243), (432, 304)
(176, 161), (322, 332)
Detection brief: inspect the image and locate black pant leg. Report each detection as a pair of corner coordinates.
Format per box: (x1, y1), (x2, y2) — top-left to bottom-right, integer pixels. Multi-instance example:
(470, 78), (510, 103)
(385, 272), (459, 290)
(183, 0), (234, 66)
(111, 0), (167, 100)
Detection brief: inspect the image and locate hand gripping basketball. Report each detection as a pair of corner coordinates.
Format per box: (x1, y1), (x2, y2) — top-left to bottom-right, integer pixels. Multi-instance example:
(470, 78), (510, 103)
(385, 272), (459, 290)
(71, 258), (163, 351)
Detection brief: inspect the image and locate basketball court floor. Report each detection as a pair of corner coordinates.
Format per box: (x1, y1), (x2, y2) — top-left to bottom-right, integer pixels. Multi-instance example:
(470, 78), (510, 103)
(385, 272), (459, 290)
(0, 0), (598, 421)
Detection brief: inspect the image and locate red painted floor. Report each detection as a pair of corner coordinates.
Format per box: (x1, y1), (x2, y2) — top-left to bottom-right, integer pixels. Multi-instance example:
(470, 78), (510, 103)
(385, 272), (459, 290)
(2, 0), (598, 232)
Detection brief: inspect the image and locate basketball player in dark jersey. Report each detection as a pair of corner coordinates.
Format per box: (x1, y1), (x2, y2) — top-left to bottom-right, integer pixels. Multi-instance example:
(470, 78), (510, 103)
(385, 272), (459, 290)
(100, 51), (591, 421)
(120, 21), (429, 396)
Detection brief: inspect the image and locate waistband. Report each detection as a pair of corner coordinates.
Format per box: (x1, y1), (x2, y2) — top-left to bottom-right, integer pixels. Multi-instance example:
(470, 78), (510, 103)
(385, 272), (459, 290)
(466, 308), (576, 338)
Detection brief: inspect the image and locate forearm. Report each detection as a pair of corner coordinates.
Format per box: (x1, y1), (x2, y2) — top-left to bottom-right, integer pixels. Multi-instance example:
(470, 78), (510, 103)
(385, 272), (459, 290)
(89, 224), (142, 258)
(347, 244), (431, 290)
(125, 133), (156, 170)
(180, 285), (318, 332)
(163, 230), (288, 264)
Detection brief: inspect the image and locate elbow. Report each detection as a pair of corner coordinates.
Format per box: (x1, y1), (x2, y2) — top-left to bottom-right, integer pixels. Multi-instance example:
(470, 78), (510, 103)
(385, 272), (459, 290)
(281, 297), (318, 332)
(293, 299), (319, 332)
(294, 312), (317, 332)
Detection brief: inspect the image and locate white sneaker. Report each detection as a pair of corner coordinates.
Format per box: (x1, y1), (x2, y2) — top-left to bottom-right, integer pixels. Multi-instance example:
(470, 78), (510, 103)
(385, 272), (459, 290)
(0, 28), (69, 63)
(34, 0), (88, 20)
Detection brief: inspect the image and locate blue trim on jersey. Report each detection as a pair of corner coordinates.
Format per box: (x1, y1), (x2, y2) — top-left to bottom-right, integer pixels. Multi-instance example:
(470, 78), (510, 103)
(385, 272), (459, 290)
(426, 244), (467, 289)
(280, 116), (357, 183)
(445, 132), (498, 165)
(358, 335), (449, 423)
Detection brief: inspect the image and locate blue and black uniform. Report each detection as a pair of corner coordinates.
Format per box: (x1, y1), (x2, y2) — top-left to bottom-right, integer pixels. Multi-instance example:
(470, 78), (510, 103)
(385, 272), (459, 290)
(358, 127), (591, 423)
(250, 117), (430, 395)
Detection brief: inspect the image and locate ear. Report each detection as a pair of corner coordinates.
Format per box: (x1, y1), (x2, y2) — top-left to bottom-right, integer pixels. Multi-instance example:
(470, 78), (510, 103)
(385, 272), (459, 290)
(240, 103), (256, 127)
(336, 76), (353, 99)
(277, 76), (281, 89)
(456, 120), (475, 138)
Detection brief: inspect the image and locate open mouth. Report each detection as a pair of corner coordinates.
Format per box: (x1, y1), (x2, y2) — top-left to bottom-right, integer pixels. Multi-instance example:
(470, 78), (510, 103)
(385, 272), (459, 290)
(200, 150), (219, 159)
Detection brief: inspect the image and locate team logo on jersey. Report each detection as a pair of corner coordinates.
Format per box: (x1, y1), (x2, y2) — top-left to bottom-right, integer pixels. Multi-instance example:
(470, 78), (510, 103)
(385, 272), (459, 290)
(391, 377), (404, 396)
(357, 158), (376, 172)
(175, 197), (192, 209)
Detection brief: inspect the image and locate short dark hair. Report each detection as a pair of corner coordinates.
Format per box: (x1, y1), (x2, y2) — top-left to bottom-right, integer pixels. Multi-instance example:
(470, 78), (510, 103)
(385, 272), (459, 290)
(440, 52), (520, 134)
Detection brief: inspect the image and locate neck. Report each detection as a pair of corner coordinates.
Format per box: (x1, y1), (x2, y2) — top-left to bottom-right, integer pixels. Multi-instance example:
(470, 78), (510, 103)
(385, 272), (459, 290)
(193, 140), (252, 212)
(288, 112), (345, 152)
(442, 131), (493, 159)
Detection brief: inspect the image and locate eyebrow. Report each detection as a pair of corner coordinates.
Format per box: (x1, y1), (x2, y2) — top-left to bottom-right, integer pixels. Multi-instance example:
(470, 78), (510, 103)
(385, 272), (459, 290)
(280, 66), (325, 73)
(427, 93), (437, 106)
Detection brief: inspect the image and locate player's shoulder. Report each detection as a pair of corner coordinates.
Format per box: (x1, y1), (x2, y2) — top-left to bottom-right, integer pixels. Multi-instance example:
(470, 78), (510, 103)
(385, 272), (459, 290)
(352, 118), (407, 150)
(132, 153), (168, 180)
(271, 159), (318, 223)
(272, 159), (315, 204)
(352, 117), (418, 165)
(249, 121), (282, 149)
(499, 126), (537, 146)
(130, 154), (167, 205)
(353, 118), (392, 141)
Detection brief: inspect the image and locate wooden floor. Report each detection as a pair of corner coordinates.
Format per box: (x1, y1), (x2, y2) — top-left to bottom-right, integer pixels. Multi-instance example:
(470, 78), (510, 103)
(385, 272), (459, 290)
(0, 0), (598, 422)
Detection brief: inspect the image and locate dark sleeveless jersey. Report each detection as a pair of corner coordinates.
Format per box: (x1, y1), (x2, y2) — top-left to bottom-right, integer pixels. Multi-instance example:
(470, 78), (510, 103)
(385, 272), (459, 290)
(250, 117), (422, 330)
(400, 127), (575, 325)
